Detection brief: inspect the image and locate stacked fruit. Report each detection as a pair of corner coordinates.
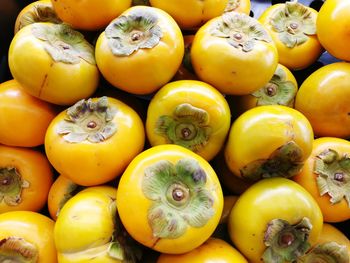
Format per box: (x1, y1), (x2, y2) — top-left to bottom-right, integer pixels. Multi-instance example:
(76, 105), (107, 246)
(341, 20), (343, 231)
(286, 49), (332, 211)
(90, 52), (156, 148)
(0, 0), (349, 262)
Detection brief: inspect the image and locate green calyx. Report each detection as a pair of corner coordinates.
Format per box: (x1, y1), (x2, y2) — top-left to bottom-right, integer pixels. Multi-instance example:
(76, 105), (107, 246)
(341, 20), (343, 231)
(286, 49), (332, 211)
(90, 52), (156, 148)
(142, 159), (214, 239)
(0, 237), (38, 263)
(251, 66), (297, 106)
(225, 0), (241, 12)
(56, 96), (118, 143)
(31, 23), (96, 64)
(210, 12), (271, 52)
(314, 149), (350, 207)
(269, 0), (316, 48)
(262, 217), (312, 263)
(17, 2), (61, 32)
(297, 242), (349, 263)
(155, 103), (211, 152)
(105, 8), (162, 56)
(240, 141), (304, 181)
(0, 167), (29, 206)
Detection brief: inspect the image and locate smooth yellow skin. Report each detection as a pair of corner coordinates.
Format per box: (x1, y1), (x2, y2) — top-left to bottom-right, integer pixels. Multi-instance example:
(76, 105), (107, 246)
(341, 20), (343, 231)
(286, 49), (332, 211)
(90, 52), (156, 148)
(51, 0), (132, 30)
(48, 175), (78, 221)
(0, 211), (57, 263)
(54, 187), (119, 263)
(116, 144), (223, 254)
(259, 4), (323, 70)
(295, 62), (350, 138)
(157, 237), (248, 262)
(95, 6), (184, 95)
(8, 22), (99, 105)
(146, 80), (231, 161)
(191, 15), (278, 95)
(237, 64), (298, 112)
(45, 97), (145, 186)
(224, 105), (314, 179)
(228, 178), (323, 263)
(149, 0), (228, 30)
(0, 79), (57, 147)
(317, 0), (350, 61)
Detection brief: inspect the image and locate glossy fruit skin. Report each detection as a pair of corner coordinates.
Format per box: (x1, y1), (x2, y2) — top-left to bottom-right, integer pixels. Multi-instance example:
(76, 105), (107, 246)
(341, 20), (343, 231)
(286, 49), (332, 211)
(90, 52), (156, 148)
(228, 177), (323, 263)
(116, 144), (223, 254)
(0, 79), (57, 147)
(317, 0), (350, 61)
(54, 186), (120, 263)
(293, 137), (350, 223)
(95, 6), (184, 95)
(51, 0), (132, 30)
(0, 211), (57, 263)
(45, 97), (145, 186)
(224, 105), (314, 180)
(191, 14), (278, 95)
(47, 174), (80, 221)
(317, 223), (350, 257)
(295, 62), (350, 138)
(0, 145), (53, 213)
(237, 63), (298, 113)
(149, 0), (228, 30)
(259, 3), (322, 70)
(8, 22), (99, 105)
(157, 237), (247, 263)
(146, 80), (231, 161)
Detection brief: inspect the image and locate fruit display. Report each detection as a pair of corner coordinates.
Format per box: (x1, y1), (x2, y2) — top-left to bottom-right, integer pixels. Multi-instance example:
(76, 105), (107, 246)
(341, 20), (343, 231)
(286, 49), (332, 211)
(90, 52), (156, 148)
(0, 0), (349, 262)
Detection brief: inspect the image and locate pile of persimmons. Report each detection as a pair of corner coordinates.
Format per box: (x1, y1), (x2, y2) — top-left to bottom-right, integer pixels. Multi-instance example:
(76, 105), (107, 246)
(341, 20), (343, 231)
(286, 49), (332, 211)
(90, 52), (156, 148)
(0, 0), (349, 262)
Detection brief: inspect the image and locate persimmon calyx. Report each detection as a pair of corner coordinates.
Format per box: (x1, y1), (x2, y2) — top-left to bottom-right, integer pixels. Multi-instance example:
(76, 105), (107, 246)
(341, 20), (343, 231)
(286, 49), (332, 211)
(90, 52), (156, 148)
(155, 103), (211, 152)
(240, 141), (304, 181)
(314, 149), (350, 207)
(297, 242), (349, 263)
(252, 66), (297, 106)
(225, 0), (241, 12)
(0, 237), (38, 263)
(105, 8), (163, 56)
(262, 217), (312, 263)
(32, 23), (96, 64)
(56, 96), (117, 143)
(210, 12), (271, 52)
(269, 0), (316, 48)
(17, 2), (61, 32)
(142, 158), (214, 239)
(0, 167), (29, 206)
